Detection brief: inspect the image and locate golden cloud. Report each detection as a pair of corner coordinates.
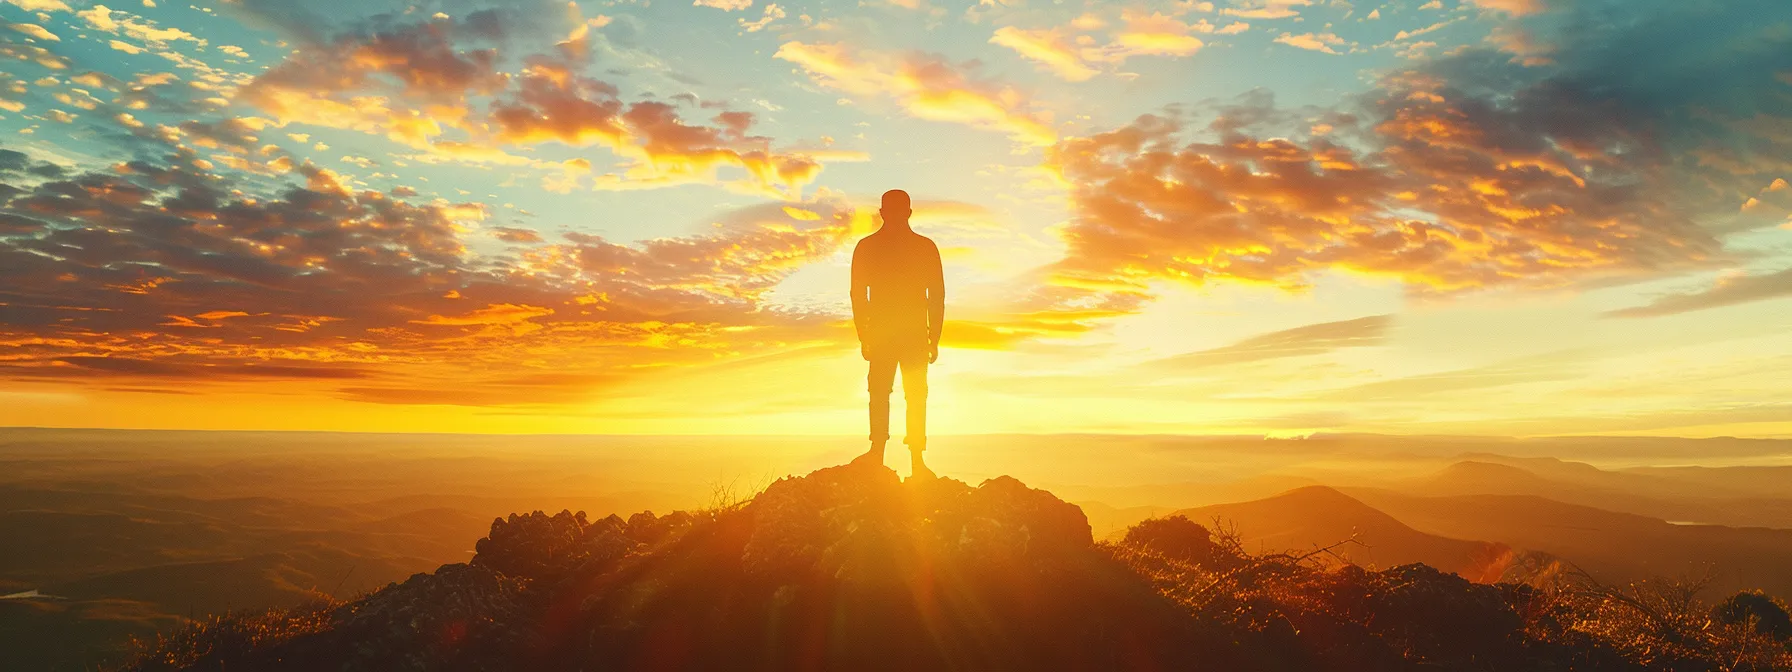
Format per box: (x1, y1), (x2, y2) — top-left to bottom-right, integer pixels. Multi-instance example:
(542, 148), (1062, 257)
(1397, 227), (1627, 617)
(413, 303), (556, 326)
(0, 155), (861, 403)
(775, 41), (1057, 146)
(990, 12), (1218, 82)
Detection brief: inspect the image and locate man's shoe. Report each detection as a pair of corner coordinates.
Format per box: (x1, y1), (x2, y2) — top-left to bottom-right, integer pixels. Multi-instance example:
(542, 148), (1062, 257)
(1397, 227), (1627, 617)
(850, 447), (886, 468)
(908, 460), (936, 481)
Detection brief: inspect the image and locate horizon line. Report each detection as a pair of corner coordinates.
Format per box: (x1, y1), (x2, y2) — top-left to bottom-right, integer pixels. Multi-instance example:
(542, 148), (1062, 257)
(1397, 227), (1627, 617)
(0, 426), (1785, 442)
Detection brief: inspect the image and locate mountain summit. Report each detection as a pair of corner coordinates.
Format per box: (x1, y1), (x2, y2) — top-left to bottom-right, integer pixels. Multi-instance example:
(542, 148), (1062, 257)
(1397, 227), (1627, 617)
(127, 463), (1789, 671)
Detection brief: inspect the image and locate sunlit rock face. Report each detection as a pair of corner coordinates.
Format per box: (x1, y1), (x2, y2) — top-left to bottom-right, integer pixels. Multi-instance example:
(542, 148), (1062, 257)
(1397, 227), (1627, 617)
(122, 463), (1787, 672)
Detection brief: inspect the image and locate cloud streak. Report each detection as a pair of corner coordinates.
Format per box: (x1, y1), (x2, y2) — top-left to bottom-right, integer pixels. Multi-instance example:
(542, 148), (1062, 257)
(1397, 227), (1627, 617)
(1606, 268), (1792, 318)
(1151, 315), (1391, 369)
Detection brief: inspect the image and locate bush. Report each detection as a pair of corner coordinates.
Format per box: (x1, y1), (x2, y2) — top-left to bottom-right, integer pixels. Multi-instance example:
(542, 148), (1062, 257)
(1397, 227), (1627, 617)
(1120, 515), (1241, 570)
(1715, 591), (1792, 640)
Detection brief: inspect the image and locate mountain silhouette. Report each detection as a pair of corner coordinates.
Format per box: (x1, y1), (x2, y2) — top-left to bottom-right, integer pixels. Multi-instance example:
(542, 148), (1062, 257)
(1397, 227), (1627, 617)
(120, 464), (1791, 671)
(1419, 460), (1559, 492)
(1346, 488), (1792, 599)
(1403, 457), (1792, 529)
(1176, 485), (1507, 580)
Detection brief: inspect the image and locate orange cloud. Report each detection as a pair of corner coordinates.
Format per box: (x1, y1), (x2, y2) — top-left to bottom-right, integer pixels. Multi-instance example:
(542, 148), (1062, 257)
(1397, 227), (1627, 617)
(490, 71), (827, 196)
(775, 41), (1057, 146)
(413, 303), (555, 326)
(1465, 0), (1543, 16)
(0, 154), (861, 404)
(236, 12), (839, 197)
(1044, 79), (1722, 297)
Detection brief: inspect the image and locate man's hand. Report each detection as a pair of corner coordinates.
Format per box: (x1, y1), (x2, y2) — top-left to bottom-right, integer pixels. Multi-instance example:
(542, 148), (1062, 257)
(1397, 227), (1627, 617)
(861, 342), (872, 361)
(928, 341), (939, 364)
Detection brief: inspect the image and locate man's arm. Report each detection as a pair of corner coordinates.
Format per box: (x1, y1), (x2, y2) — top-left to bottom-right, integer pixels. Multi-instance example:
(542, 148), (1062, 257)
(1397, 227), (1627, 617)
(850, 242), (870, 348)
(926, 240), (944, 360)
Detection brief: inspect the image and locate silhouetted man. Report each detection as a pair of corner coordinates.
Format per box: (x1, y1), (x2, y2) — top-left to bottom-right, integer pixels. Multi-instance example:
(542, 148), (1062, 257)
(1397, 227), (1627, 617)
(851, 189), (944, 478)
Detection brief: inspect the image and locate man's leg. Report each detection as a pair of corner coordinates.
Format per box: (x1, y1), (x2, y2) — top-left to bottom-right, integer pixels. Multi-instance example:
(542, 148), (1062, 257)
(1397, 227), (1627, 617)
(899, 355), (931, 477)
(861, 358), (898, 465)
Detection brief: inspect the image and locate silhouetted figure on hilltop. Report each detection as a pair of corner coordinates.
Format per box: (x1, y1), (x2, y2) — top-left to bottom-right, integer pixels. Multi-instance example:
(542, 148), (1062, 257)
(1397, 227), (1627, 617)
(851, 189), (944, 478)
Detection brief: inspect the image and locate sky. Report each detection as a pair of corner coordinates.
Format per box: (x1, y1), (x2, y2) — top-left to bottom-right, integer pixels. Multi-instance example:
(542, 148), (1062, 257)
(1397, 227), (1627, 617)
(0, 0), (1790, 437)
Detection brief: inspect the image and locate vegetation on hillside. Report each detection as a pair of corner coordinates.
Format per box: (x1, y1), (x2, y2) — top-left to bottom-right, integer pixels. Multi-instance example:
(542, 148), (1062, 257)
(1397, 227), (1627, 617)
(123, 465), (1792, 671)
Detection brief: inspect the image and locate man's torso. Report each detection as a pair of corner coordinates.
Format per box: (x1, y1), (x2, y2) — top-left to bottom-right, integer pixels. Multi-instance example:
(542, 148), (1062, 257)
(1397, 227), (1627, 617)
(855, 231), (935, 357)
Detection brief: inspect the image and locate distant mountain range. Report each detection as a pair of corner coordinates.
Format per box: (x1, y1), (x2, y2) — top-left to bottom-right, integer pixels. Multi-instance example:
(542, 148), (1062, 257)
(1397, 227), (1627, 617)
(1165, 459), (1792, 598)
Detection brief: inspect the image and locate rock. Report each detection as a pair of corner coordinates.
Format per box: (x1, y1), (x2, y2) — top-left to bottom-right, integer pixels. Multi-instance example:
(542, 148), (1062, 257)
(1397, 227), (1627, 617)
(474, 509), (644, 582)
(931, 475), (1092, 567)
(331, 563), (533, 669)
(740, 463), (905, 579)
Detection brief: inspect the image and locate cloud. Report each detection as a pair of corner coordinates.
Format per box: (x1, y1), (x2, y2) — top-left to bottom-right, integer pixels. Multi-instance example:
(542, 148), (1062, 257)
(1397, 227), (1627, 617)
(0, 154), (861, 401)
(989, 27), (1101, 82)
(234, 14), (505, 148)
(693, 0), (752, 10)
(7, 23), (59, 41)
(76, 4), (204, 46)
(739, 3), (784, 32)
(1605, 268), (1792, 318)
(1111, 13), (1207, 57)
(1465, 0), (1543, 16)
(491, 226), (545, 243)
(488, 69), (829, 195)
(1150, 315), (1392, 369)
(1044, 95), (1714, 295)
(1221, 0), (1310, 19)
(989, 12), (1215, 82)
(5, 0), (70, 11)
(1484, 25), (1554, 66)
(1040, 0), (1792, 302)
(940, 306), (1125, 350)
(40, 356), (374, 380)
(775, 41), (1057, 146)
(0, 40), (70, 69)
(236, 12), (838, 196)
(1274, 32), (1347, 54)
(413, 303), (555, 326)
(1311, 352), (1583, 401)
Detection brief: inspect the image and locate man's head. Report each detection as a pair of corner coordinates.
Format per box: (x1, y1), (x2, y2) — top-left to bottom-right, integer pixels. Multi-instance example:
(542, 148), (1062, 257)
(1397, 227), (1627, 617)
(880, 189), (912, 228)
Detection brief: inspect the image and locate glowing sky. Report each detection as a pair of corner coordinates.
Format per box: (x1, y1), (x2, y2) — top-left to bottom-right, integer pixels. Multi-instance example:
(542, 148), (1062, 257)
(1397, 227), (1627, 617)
(1, 0), (1790, 436)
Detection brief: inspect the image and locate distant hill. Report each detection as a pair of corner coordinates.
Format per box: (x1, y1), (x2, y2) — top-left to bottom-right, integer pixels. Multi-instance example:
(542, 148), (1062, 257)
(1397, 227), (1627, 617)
(1393, 457), (1792, 529)
(1419, 460), (1558, 492)
(1621, 465), (1792, 499)
(1177, 486), (1507, 579)
(1345, 488), (1792, 598)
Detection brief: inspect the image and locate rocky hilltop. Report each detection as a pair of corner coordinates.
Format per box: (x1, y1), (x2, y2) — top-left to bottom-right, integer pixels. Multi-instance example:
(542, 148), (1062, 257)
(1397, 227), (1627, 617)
(125, 464), (1791, 671)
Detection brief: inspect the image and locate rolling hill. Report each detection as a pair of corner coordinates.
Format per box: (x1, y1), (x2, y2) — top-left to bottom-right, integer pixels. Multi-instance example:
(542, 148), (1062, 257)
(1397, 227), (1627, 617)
(1176, 485), (1508, 580)
(1344, 487), (1792, 598)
